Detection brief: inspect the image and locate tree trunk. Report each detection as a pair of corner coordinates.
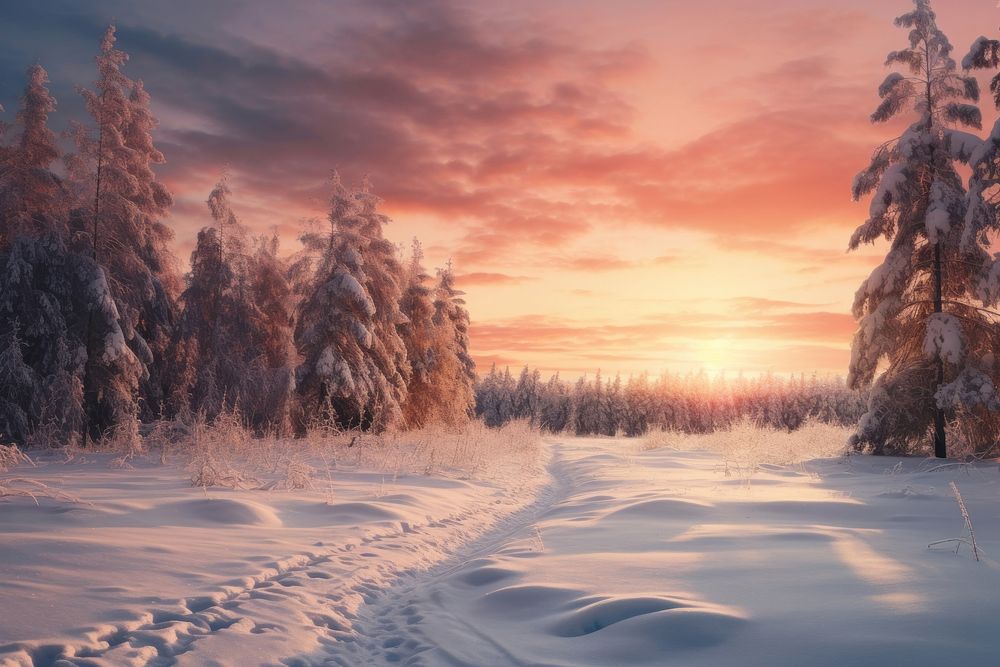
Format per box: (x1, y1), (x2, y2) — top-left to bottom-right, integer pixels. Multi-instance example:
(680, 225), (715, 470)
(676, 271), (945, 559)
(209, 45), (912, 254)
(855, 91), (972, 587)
(926, 46), (947, 460)
(933, 240), (947, 458)
(81, 112), (105, 447)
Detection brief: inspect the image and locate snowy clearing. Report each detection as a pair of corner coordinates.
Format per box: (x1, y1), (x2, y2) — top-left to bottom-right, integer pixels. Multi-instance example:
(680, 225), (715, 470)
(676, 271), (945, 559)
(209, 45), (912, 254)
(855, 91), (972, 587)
(3, 432), (1000, 666)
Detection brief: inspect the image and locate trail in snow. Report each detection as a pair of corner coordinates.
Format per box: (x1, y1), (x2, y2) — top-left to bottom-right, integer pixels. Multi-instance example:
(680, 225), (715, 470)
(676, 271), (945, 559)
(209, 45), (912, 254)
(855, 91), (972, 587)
(0, 446), (551, 667)
(291, 439), (1000, 667)
(314, 441), (573, 666)
(7, 437), (1000, 667)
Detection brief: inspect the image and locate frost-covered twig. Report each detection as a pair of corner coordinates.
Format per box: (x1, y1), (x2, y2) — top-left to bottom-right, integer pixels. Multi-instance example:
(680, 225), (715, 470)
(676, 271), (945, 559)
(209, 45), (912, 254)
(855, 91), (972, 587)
(951, 481), (980, 562)
(0, 477), (87, 506)
(928, 481), (981, 561)
(921, 462), (973, 474)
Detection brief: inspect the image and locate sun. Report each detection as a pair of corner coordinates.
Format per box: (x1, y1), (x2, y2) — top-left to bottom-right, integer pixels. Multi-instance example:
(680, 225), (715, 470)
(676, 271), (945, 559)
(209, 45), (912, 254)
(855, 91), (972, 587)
(694, 337), (734, 375)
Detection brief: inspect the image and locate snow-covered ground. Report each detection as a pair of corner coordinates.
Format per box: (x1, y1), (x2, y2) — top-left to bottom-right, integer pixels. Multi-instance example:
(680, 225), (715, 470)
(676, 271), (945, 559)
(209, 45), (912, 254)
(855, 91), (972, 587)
(3, 431), (1000, 666)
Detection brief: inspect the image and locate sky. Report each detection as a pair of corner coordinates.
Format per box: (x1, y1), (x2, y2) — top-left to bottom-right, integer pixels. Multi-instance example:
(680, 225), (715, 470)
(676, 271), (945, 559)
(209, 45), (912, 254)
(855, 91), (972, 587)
(2, 0), (999, 379)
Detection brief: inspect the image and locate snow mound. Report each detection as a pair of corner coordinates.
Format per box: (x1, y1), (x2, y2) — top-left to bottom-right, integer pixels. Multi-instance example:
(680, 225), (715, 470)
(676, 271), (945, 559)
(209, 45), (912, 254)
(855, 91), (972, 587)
(588, 607), (748, 652)
(161, 498), (282, 527)
(548, 594), (690, 636)
(601, 497), (713, 521)
(455, 560), (521, 587)
(479, 584), (587, 614)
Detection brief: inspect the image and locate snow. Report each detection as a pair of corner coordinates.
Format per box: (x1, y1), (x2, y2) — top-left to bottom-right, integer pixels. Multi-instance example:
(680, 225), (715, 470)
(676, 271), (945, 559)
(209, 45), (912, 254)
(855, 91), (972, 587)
(970, 117), (1000, 167)
(945, 129), (981, 163)
(923, 312), (964, 365)
(868, 163), (906, 219)
(925, 181), (951, 244)
(101, 329), (130, 364)
(3, 434), (1000, 666)
(331, 270), (376, 317)
(878, 72), (905, 98)
(936, 367), (1000, 412)
(963, 36), (991, 70)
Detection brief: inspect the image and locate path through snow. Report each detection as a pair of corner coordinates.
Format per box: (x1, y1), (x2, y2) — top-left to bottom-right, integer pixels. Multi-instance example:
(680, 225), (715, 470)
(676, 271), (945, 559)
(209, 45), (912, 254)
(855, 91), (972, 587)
(4, 438), (1000, 666)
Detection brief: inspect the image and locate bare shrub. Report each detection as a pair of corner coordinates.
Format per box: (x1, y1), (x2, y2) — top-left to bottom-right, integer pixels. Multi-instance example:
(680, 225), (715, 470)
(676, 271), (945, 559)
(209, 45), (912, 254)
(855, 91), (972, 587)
(0, 444), (31, 472)
(329, 418), (542, 480)
(186, 410), (263, 489)
(647, 417), (851, 470)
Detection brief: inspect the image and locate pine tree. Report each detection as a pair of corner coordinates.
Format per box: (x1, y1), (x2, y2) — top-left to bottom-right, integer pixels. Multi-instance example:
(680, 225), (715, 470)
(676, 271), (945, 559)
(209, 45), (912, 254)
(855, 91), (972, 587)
(173, 181), (295, 430)
(243, 233), (297, 431)
(67, 25), (178, 426)
(397, 240), (472, 427)
(0, 328), (36, 444)
(475, 364), (507, 427)
(0, 63), (135, 446)
(538, 372), (572, 433)
(430, 264), (476, 421)
(0, 65), (65, 247)
(0, 235), (142, 444)
(398, 239), (437, 426)
(848, 0), (991, 456)
(513, 366), (541, 425)
(295, 176), (408, 431)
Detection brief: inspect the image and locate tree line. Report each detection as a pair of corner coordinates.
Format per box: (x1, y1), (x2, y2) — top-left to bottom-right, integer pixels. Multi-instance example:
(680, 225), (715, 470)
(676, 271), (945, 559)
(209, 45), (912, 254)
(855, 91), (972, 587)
(0, 26), (475, 448)
(476, 366), (866, 437)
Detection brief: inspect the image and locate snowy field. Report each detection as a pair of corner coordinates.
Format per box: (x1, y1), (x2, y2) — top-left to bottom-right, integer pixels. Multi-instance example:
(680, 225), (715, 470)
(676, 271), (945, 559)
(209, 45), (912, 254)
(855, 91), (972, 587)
(2, 426), (1000, 666)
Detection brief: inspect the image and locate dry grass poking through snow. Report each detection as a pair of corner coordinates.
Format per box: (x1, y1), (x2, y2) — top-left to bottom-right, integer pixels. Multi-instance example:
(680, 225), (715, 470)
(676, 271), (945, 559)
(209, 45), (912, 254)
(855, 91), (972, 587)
(5, 414), (543, 494)
(1, 443), (87, 504)
(0, 444), (31, 472)
(330, 419), (542, 480)
(643, 418), (851, 482)
(178, 414), (543, 490)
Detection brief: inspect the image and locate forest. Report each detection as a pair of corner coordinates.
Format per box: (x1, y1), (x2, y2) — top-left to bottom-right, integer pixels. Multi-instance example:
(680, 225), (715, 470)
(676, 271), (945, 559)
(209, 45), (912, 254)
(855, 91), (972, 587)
(475, 366), (865, 436)
(0, 27), (476, 450)
(0, 23), (875, 458)
(5, 0), (1000, 461)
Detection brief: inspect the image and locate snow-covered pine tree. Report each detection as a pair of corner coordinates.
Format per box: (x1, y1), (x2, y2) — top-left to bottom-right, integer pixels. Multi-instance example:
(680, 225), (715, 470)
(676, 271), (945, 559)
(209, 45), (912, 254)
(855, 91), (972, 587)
(398, 239), (444, 427)
(66, 25), (178, 425)
(0, 235), (143, 445)
(848, 0), (993, 456)
(0, 327), (36, 444)
(945, 30), (1000, 455)
(173, 181), (295, 430)
(398, 247), (475, 428)
(512, 366), (541, 425)
(172, 187), (237, 420)
(601, 373), (625, 436)
(538, 372), (573, 433)
(0, 65), (66, 247)
(295, 175), (408, 431)
(431, 264), (476, 420)
(474, 364), (499, 426)
(242, 233), (297, 432)
(0, 63), (138, 446)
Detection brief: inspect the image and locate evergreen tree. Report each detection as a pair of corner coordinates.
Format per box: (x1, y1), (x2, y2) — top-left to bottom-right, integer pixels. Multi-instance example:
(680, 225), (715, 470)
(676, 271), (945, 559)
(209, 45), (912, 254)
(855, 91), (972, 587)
(0, 328), (36, 444)
(512, 366), (537, 423)
(295, 176), (408, 431)
(0, 236), (142, 445)
(242, 233), (297, 431)
(539, 372), (573, 433)
(398, 239), (438, 427)
(847, 0), (990, 456)
(0, 65), (65, 247)
(66, 25), (178, 427)
(173, 181), (295, 430)
(432, 263), (477, 415)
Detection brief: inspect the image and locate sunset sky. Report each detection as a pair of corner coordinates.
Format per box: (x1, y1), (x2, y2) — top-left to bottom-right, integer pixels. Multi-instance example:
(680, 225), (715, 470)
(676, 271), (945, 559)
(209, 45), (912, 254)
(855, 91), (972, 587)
(3, 0), (999, 378)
